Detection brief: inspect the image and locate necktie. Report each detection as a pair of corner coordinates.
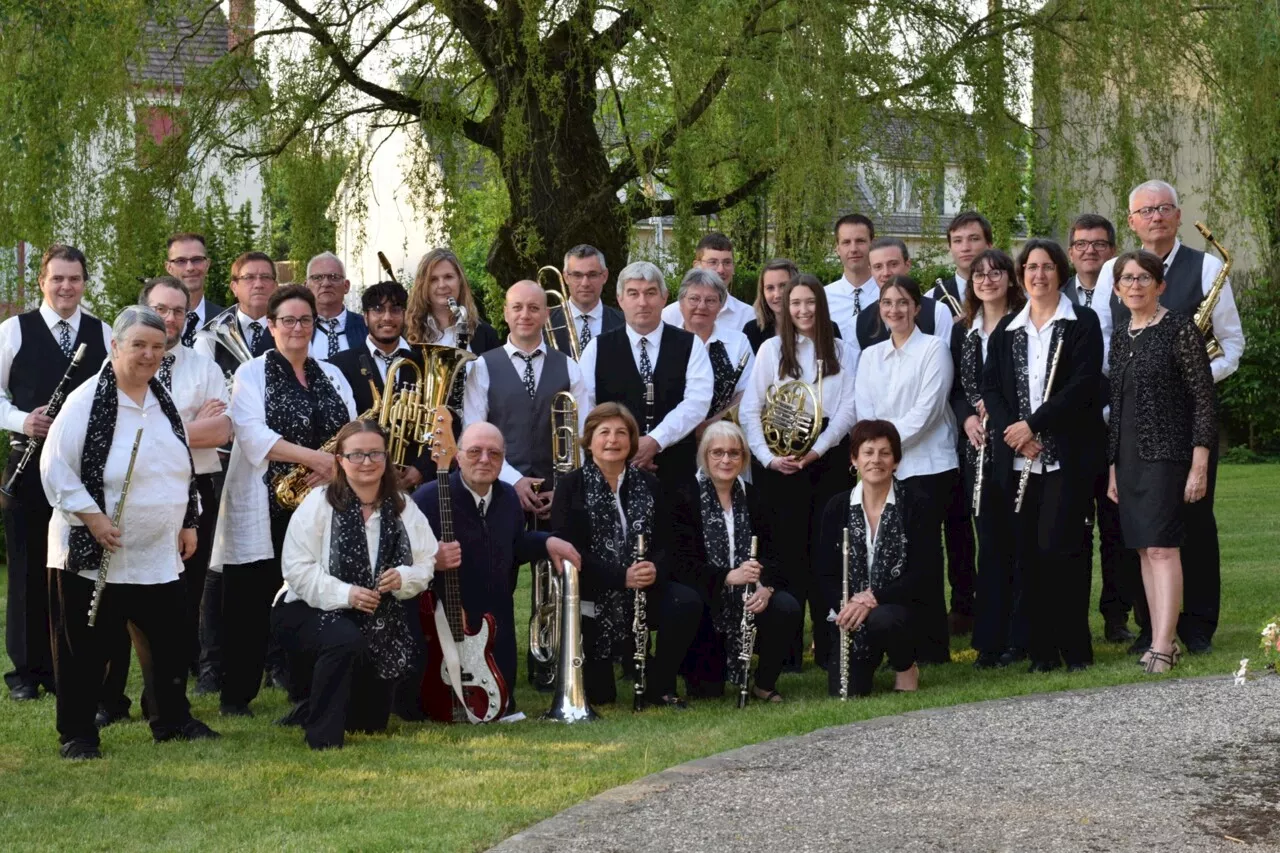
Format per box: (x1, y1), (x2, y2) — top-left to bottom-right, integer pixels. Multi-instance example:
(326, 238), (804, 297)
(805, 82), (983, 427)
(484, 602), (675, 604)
(324, 317), (340, 357)
(638, 337), (653, 384)
(248, 321), (263, 353)
(373, 350), (396, 371)
(56, 320), (72, 357)
(181, 311), (200, 347)
(1082, 287), (1094, 308)
(854, 288), (863, 314)
(515, 350), (542, 398)
(578, 314), (592, 347)
(159, 353), (175, 391)
(477, 497), (486, 518)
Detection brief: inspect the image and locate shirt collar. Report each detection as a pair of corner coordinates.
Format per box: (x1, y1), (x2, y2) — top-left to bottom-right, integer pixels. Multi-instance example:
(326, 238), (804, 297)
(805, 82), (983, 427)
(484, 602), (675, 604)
(40, 303), (82, 332)
(462, 478), (493, 509)
(116, 385), (159, 412)
(1006, 292), (1076, 332)
(881, 325), (925, 360)
(1160, 239), (1183, 270)
(237, 308), (266, 330)
(504, 338), (546, 358)
(851, 479), (897, 508)
(366, 336), (411, 359)
(955, 273), (968, 292)
(317, 308), (347, 330)
(190, 296), (207, 319)
(625, 322), (663, 349)
(572, 300), (603, 321)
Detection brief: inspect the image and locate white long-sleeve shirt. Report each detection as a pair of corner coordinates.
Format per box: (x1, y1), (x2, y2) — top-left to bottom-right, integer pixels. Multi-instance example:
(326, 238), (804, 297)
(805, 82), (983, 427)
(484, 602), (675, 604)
(1005, 294), (1076, 475)
(278, 486), (437, 610)
(854, 327), (957, 479)
(578, 322), (714, 451)
(209, 355), (356, 571)
(826, 276), (879, 345)
(164, 344), (230, 475)
(740, 334), (860, 468)
(41, 374), (193, 584)
(0, 304), (113, 434)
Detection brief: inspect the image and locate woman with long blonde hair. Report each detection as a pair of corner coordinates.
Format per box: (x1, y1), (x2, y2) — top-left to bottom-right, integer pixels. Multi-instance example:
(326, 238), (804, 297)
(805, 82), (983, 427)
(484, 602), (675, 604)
(404, 248), (500, 352)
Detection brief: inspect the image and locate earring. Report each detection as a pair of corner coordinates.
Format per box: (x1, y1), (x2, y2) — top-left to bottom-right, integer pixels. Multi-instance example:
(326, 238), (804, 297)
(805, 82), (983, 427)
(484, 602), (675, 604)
(848, 464), (857, 477)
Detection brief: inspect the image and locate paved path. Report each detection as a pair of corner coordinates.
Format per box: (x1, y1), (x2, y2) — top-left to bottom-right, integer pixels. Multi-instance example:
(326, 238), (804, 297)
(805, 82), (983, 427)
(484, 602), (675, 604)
(492, 677), (1280, 852)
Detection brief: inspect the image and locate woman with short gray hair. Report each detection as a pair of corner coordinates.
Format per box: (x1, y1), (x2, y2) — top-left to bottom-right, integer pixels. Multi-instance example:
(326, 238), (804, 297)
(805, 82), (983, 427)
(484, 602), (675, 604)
(675, 268), (754, 429)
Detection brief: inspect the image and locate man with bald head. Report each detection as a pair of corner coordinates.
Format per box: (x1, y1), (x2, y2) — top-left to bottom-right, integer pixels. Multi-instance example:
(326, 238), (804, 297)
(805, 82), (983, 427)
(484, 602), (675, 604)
(412, 422), (580, 710)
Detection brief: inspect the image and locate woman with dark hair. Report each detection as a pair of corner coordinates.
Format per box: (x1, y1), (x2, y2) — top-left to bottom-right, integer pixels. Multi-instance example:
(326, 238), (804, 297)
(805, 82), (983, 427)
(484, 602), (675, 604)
(817, 419), (926, 696)
(740, 273), (859, 670)
(211, 284), (357, 716)
(951, 249), (1027, 667)
(983, 238), (1105, 674)
(549, 402), (701, 708)
(743, 258), (800, 352)
(1107, 250), (1216, 673)
(854, 275), (957, 664)
(273, 421), (437, 749)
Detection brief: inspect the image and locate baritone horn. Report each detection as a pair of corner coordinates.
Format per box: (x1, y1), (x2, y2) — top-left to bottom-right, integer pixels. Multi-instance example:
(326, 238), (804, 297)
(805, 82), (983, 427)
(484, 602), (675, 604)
(762, 359), (824, 457)
(538, 265), (582, 360)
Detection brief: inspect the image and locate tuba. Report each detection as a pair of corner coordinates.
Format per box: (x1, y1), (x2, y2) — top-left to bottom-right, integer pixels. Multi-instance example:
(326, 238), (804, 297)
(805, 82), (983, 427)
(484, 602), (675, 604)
(530, 392), (580, 689)
(1193, 221), (1231, 361)
(541, 559), (599, 723)
(538, 265), (582, 360)
(762, 359), (825, 457)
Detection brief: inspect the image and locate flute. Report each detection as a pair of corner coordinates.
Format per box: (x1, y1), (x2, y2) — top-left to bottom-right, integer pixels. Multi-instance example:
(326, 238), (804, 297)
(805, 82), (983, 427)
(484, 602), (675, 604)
(839, 527), (850, 701)
(737, 535), (760, 709)
(632, 533), (648, 711)
(1015, 331), (1067, 513)
(972, 414), (989, 517)
(87, 428), (144, 627)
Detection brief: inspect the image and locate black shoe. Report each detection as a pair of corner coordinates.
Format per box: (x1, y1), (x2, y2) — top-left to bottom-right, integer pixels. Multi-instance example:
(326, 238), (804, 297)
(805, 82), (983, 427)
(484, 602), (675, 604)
(1183, 639), (1213, 655)
(95, 706), (130, 728)
(219, 703), (253, 717)
(275, 702), (308, 727)
(60, 740), (102, 760)
(973, 652), (1002, 670)
(1028, 660), (1061, 673)
(1128, 635), (1152, 655)
(194, 672), (220, 696)
(648, 693), (689, 710)
(1104, 619), (1136, 643)
(9, 683), (40, 701)
(156, 719), (221, 743)
(1066, 662), (1090, 673)
(998, 648), (1027, 667)
(948, 611), (974, 636)
(262, 668), (290, 692)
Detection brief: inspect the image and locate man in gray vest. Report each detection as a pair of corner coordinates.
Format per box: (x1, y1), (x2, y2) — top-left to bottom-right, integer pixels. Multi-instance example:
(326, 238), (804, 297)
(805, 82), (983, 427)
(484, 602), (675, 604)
(461, 280), (587, 686)
(1097, 179), (1245, 655)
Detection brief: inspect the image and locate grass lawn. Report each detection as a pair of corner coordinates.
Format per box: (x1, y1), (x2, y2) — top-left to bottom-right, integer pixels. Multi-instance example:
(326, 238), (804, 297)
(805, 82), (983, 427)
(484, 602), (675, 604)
(2, 465), (1277, 852)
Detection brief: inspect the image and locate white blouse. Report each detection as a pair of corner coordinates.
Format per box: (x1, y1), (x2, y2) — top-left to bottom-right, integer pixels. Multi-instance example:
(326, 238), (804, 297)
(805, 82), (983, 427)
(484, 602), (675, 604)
(278, 487), (437, 610)
(41, 375), (194, 584)
(165, 344), (230, 475)
(209, 355), (356, 571)
(740, 334), (860, 467)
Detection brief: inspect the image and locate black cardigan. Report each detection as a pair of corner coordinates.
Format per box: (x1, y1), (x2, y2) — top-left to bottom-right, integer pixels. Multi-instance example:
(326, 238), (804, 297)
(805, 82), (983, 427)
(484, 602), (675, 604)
(1108, 310), (1217, 464)
(814, 481), (930, 616)
(548, 466), (681, 600)
(948, 322), (983, 436)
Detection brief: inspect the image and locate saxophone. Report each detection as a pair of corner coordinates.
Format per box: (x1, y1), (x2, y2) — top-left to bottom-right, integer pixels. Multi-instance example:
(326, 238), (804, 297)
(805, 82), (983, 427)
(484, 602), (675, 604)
(272, 387), (383, 511)
(1193, 221), (1231, 361)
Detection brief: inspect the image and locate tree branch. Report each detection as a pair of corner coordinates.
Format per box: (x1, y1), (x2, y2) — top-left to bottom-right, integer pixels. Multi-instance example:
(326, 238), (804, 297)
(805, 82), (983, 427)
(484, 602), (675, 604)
(590, 5), (646, 58)
(628, 167), (774, 220)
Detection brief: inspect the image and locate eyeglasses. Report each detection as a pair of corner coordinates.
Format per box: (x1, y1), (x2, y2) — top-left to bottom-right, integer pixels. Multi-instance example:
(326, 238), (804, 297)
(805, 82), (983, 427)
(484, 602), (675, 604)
(148, 305), (188, 318)
(709, 448), (744, 461)
(971, 269), (1007, 283)
(1070, 240), (1113, 252)
(1023, 263), (1058, 274)
(368, 304), (405, 316)
(236, 273), (276, 283)
(1118, 273), (1157, 288)
(682, 295), (723, 308)
(565, 271), (606, 282)
(167, 256), (208, 267)
(1130, 204), (1177, 220)
(340, 450), (387, 464)
(272, 316), (315, 329)
(308, 273), (344, 284)
(462, 447), (504, 461)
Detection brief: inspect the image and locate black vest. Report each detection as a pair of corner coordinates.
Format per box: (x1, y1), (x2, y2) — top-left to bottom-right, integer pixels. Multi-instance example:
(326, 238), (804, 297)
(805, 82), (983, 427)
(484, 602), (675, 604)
(594, 324), (694, 438)
(483, 347), (570, 481)
(856, 296), (938, 350)
(10, 311), (108, 418)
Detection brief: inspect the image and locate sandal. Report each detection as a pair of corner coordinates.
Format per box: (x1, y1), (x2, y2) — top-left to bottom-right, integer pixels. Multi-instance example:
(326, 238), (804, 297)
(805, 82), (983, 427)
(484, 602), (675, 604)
(751, 687), (784, 703)
(1143, 650), (1176, 674)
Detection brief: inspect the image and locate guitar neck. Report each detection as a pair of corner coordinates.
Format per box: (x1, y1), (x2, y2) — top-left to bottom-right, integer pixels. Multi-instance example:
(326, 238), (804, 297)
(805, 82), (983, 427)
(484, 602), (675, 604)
(437, 471), (465, 641)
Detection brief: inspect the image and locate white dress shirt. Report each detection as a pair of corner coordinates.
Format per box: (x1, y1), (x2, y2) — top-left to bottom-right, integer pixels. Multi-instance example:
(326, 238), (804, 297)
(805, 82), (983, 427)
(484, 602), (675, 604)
(0, 304), (114, 434)
(1004, 294), (1077, 475)
(461, 338), (588, 485)
(1095, 239), (1244, 382)
(740, 334), (861, 468)
(826, 275), (879, 344)
(462, 479), (494, 511)
(41, 376), (193, 584)
(278, 486), (437, 610)
(309, 308), (354, 359)
(578, 322), (714, 451)
(660, 293), (756, 336)
(190, 296), (212, 327)
(566, 300), (606, 342)
(164, 344), (230, 475)
(209, 355), (357, 571)
(855, 327), (957, 479)
(364, 337), (414, 385)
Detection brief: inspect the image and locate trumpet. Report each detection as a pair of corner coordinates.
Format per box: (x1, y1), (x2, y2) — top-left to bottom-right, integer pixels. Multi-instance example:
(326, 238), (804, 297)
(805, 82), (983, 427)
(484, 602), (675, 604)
(1014, 330), (1067, 514)
(88, 428), (144, 627)
(762, 359), (824, 457)
(737, 535), (760, 710)
(839, 527), (850, 701)
(538, 265), (582, 360)
(633, 533), (648, 711)
(934, 277), (965, 318)
(1193, 221), (1231, 361)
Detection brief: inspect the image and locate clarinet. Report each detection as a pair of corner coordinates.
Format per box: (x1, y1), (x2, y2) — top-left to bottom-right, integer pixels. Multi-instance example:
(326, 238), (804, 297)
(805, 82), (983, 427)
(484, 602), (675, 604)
(1015, 330), (1067, 513)
(839, 527), (851, 701)
(737, 535), (760, 709)
(87, 428), (145, 627)
(1, 343), (89, 503)
(643, 382), (655, 434)
(632, 533), (648, 711)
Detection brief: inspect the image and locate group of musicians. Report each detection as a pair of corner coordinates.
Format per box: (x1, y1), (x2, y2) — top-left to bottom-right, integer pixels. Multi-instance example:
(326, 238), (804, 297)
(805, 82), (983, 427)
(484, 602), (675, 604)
(1, 178), (1238, 757)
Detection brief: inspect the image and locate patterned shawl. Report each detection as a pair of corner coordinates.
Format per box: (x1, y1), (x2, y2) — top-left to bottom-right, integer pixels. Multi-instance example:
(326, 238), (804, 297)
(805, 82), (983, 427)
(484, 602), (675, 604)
(1012, 321), (1064, 466)
(698, 473), (754, 682)
(582, 459), (655, 663)
(262, 350), (350, 519)
(840, 481), (907, 661)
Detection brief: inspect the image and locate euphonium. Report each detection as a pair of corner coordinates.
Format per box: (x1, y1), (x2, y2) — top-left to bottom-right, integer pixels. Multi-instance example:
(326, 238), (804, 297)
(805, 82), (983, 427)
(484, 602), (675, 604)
(538, 265), (582, 360)
(530, 391), (581, 687)
(202, 306), (255, 395)
(762, 358), (824, 457)
(541, 559), (599, 723)
(378, 357), (433, 468)
(1193, 221), (1232, 361)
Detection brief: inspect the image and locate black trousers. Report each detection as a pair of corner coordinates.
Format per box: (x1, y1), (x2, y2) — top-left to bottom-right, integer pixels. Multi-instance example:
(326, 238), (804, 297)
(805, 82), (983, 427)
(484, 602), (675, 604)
(199, 570), (224, 679)
(900, 470), (956, 664)
(1087, 468), (1141, 625)
(2, 481), (55, 692)
(827, 603), (915, 697)
(971, 477), (1021, 655)
(1177, 443), (1220, 646)
(271, 599), (393, 749)
(582, 580), (702, 705)
(752, 435), (852, 668)
(49, 570), (195, 747)
(943, 470), (977, 616)
(219, 513), (289, 709)
(1016, 472), (1093, 667)
(679, 589), (802, 695)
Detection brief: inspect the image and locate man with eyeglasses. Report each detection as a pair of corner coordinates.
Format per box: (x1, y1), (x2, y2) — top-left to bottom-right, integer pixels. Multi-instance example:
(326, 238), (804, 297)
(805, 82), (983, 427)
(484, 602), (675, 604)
(546, 244), (625, 355)
(165, 232), (223, 348)
(661, 233), (755, 334)
(194, 251), (279, 376)
(303, 252), (368, 360)
(1095, 179), (1245, 656)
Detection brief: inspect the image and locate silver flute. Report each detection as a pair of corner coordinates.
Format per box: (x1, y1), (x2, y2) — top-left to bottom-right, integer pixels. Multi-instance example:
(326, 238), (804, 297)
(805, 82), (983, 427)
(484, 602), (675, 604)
(87, 428), (144, 627)
(632, 533), (648, 711)
(839, 527), (850, 701)
(737, 535), (760, 709)
(1015, 331), (1067, 513)
(972, 413), (989, 517)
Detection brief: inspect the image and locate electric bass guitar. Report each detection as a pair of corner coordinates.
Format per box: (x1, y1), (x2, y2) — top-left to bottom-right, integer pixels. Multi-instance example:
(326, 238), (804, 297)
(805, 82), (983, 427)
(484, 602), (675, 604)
(419, 407), (508, 722)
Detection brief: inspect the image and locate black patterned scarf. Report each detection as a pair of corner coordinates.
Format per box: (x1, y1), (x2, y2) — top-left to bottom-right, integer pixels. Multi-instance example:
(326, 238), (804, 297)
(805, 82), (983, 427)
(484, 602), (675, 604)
(582, 459), (655, 663)
(1011, 320), (1064, 466)
(698, 473), (754, 682)
(706, 340), (742, 418)
(840, 482), (906, 661)
(262, 350), (350, 519)
(68, 363), (197, 570)
(320, 496), (417, 680)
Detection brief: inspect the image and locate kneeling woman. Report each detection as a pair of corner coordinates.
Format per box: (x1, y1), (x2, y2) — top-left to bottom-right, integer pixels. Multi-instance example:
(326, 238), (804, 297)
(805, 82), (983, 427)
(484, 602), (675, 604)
(671, 422), (802, 702)
(274, 421), (437, 749)
(550, 402), (702, 708)
(818, 420), (926, 697)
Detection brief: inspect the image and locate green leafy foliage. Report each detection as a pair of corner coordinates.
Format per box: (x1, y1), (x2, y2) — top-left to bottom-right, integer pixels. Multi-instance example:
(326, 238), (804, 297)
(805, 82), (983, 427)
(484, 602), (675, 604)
(1218, 272), (1280, 452)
